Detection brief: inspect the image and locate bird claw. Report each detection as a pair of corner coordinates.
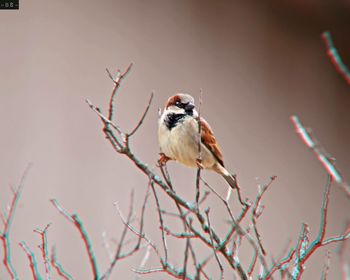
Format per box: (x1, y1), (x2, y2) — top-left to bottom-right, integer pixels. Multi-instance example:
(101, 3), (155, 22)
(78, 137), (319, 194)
(157, 153), (171, 167)
(196, 158), (204, 169)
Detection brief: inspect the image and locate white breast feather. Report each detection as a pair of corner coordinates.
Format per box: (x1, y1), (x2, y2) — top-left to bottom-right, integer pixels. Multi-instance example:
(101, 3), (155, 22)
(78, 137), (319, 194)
(158, 114), (216, 169)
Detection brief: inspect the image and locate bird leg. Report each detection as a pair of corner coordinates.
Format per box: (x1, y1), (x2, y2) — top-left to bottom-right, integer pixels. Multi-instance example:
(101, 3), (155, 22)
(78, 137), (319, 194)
(157, 153), (171, 167)
(196, 158), (204, 169)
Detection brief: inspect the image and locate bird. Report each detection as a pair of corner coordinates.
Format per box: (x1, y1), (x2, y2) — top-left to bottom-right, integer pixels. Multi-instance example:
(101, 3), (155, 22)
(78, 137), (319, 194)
(158, 93), (245, 205)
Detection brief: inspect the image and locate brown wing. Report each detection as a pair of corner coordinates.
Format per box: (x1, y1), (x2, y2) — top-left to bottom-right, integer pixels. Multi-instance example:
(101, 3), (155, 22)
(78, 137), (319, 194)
(199, 118), (225, 167)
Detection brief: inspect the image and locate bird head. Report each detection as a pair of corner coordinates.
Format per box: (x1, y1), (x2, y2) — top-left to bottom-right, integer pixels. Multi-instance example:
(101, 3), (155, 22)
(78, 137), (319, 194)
(165, 93), (196, 116)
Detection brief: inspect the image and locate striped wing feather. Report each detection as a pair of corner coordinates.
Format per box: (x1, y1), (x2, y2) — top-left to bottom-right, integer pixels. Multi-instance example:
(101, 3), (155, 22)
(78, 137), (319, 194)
(199, 118), (225, 167)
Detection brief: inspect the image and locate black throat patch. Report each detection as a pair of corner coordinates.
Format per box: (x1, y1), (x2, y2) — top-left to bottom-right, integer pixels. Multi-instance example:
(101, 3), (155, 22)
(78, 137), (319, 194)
(164, 113), (186, 130)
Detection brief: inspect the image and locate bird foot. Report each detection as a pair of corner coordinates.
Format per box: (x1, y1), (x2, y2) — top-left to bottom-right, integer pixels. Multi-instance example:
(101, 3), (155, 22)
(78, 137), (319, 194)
(196, 158), (204, 169)
(157, 153), (171, 167)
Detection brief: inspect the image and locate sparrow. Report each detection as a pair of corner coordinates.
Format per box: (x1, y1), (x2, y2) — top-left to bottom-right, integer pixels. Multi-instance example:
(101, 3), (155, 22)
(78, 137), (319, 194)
(158, 93), (245, 205)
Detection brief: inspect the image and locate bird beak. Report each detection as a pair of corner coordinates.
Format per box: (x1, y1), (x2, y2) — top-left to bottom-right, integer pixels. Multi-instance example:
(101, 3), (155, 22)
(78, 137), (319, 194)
(185, 103), (195, 111)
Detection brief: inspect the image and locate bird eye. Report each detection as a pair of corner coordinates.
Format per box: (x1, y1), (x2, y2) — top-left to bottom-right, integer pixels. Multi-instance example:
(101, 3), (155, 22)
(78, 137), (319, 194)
(175, 101), (181, 106)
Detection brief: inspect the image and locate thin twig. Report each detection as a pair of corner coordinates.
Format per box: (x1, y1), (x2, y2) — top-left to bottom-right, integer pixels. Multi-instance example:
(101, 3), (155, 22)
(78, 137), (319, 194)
(292, 176), (333, 279)
(251, 176), (277, 256)
(321, 31), (350, 85)
(182, 238), (190, 280)
(50, 246), (73, 280)
(129, 92), (154, 136)
(101, 188), (151, 280)
(50, 199), (99, 280)
(262, 248), (295, 279)
(34, 224), (52, 280)
(205, 208), (224, 280)
(19, 241), (42, 280)
(107, 63), (133, 121)
(291, 115), (350, 197)
(151, 181), (169, 263)
(0, 165), (31, 280)
(86, 99), (123, 135)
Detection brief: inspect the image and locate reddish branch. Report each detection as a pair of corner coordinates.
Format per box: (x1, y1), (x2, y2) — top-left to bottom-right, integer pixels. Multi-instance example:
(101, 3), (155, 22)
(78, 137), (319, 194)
(0, 166), (31, 280)
(205, 208), (224, 279)
(19, 241), (42, 280)
(100, 187), (150, 280)
(251, 176), (276, 257)
(50, 199), (99, 280)
(106, 63), (133, 121)
(262, 248), (296, 279)
(34, 224), (51, 280)
(291, 115), (350, 197)
(291, 176), (350, 279)
(50, 246), (73, 280)
(321, 31), (350, 86)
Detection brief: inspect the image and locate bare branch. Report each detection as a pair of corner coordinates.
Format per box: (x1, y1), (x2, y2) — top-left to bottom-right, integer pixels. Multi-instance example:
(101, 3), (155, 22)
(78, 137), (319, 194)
(34, 224), (52, 280)
(321, 31), (350, 86)
(86, 99), (123, 136)
(251, 176), (277, 256)
(107, 63), (133, 121)
(262, 248), (295, 279)
(19, 241), (42, 280)
(291, 115), (350, 197)
(50, 246), (73, 280)
(50, 199), (99, 279)
(150, 181), (169, 262)
(182, 238), (190, 280)
(129, 92), (154, 136)
(205, 208), (224, 279)
(0, 165), (31, 280)
(101, 187), (151, 280)
(114, 200), (160, 258)
(292, 176), (334, 279)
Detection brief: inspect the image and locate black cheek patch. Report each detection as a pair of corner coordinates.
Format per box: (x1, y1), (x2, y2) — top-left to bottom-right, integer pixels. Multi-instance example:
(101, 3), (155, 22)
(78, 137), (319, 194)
(164, 113), (186, 130)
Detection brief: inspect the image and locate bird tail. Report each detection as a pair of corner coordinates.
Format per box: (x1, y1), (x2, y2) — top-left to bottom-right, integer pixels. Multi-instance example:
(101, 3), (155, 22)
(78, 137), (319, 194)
(217, 165), (246, 206)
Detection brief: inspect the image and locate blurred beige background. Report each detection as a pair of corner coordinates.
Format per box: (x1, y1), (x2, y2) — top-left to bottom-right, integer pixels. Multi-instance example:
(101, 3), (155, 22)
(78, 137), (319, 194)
(1, 0), (349, 279)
